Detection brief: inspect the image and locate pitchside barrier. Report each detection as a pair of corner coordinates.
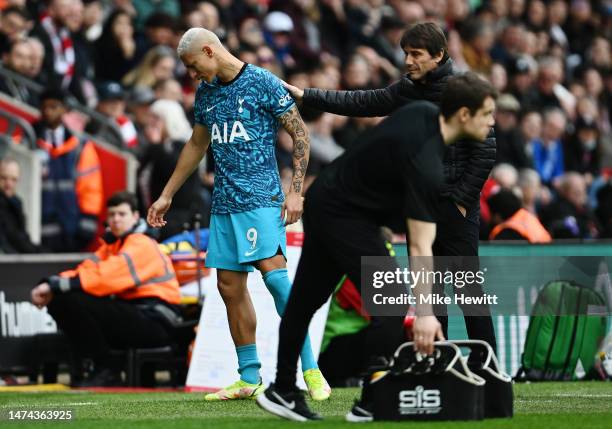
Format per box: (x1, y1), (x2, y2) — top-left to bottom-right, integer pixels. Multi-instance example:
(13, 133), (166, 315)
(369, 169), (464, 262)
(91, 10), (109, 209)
(391, 243), (612, 376)
(1, 242), (611, 380)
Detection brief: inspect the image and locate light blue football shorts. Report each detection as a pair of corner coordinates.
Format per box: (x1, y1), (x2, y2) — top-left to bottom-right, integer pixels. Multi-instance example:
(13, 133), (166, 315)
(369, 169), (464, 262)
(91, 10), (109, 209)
(205, 206), (287, 272)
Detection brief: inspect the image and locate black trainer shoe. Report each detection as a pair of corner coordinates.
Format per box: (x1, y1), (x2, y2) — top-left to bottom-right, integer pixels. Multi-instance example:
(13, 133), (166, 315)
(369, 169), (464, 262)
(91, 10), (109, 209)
(256, 383), (322, 421)
(345, 400), (373, 423)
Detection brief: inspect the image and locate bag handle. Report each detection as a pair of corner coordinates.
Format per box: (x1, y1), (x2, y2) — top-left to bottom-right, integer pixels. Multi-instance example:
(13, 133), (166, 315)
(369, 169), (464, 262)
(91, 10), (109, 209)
(392, 341), (485, 386)
(452, 340), (512, 383)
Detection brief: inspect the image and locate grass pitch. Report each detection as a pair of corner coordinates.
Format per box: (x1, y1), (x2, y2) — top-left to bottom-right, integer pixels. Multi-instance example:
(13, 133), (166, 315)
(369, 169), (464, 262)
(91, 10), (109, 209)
(0, 382), (611, 428)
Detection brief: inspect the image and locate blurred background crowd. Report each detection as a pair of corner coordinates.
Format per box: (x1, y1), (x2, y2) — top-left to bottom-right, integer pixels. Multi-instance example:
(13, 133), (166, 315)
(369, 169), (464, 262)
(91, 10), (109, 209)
(0, 0), (611, 253)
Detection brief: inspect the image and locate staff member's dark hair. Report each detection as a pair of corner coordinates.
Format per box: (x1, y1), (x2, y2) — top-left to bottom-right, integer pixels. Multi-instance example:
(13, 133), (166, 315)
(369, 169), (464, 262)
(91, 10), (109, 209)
(107, 191), (138, 212)
(440, 72), (498, 119)
(400, 22), (449, 63)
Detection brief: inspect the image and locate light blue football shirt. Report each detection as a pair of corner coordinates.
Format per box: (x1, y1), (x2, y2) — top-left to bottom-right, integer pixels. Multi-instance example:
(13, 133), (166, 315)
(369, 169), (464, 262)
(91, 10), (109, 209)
(194, 63), (295, 214)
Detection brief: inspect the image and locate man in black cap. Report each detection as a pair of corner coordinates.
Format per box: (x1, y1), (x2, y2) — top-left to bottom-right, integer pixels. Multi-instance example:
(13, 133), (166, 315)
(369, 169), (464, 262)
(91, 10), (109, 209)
(285, 22), (498, 354)
(86, 81), (139, 149)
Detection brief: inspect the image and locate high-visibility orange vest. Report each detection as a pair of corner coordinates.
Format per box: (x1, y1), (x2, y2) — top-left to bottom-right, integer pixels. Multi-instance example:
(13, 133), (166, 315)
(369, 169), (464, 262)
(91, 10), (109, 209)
(489, 208), (552, 243)
(37, 134), (103, 246)
(60, 232), (181, 304)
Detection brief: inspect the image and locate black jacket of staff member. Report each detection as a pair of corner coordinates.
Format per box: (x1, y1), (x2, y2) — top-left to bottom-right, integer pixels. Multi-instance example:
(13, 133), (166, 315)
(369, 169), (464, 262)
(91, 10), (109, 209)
(297, 24), (496, 212)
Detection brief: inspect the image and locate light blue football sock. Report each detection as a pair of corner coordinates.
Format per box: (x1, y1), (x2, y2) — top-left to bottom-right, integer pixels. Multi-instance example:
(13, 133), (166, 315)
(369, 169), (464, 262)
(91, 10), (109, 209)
(263, 268), (318, 371)
(236, 344), (261, 384)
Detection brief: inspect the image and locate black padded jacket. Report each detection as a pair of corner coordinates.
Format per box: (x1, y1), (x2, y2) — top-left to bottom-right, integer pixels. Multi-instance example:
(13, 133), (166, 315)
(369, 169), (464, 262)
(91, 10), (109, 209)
(302, 59), (496, 209)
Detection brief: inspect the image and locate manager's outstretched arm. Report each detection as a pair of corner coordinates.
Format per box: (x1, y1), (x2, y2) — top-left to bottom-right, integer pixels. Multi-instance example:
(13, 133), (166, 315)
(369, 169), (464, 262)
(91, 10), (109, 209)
(278, 105), (310, 225)
(147, 124), (211, 227)
(407, 218), (445, 355)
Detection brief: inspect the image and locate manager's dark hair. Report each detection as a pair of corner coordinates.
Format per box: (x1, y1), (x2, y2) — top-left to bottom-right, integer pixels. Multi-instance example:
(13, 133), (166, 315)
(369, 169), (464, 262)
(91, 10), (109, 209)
(400, 22), (448, 63)
(440, 72), (498, 119)
(107, 191), (138, 212)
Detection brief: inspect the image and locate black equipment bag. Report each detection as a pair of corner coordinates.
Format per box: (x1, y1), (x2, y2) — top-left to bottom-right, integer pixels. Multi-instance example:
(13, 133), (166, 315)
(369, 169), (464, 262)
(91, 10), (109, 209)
(369, 341), (485, 421)
(454, 340), (514, 418)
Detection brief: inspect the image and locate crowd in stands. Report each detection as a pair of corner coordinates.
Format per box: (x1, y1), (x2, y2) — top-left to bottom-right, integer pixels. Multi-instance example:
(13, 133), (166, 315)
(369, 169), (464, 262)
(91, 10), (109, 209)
(0, 0), (611, 253)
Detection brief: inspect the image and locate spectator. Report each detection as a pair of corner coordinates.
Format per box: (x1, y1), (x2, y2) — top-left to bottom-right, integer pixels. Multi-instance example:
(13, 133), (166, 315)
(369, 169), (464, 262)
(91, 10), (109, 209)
(93, 9), (137, 82)
(0, 5), (31, 55)
(370, 14), (406, 69)
(595, 183), (612, 239)
(525, 0), (547, 32)
(255, 44), (285, 78)
(527, 56), (575, 116)
(531, 108), (566, 185)
(520, 110), (542, 147)
(198, 1), (226, 41)
(564, 0), (597, 55)
(0, 157), (39, 253)
(491, 163), (519, 190)
(122, 45), (176, 89)
(316, 0), (351, 58)
(29, 0), (93, 104)
(81, 0), (103, 42)
(355, 45), (400, 87)
(393, 1), (425, 25)
(153, 78), (183, 102)
(86, 81), (138, 150)
(237, 16), (265, 51)
(34, 88), (103, 252)
(126, 85), (155, 145)
(134, 12), (178, 61)
(341, 53), (374, 90)
(489, 62), (508, 93)
(488, 188), (551, 242)
(540, 172), (597, 238)
(30, 191), (181, 386)
(0, 38), (38, 105)
(507, 55), (538, 108)
(494, 93), (530, 168)
(270, 0), (323, 66)
(132, 0), (180, 32)
(518, 168), (545, 214)
(25, 36), (45, 81)
(586, 36), (610, 75)
(460, 18), (495, 74)
(301, 109), (344, 175)
(564, 116), (601, 179)
(139, 99), (207, 237)
(262, 11), (298, 72)
(490, 21), (525, 65)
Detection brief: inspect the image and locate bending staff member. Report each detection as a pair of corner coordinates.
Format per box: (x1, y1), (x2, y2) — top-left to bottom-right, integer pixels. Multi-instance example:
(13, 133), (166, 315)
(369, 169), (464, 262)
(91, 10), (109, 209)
(257, 73), (497, 422)
(285, 22), (497, 352)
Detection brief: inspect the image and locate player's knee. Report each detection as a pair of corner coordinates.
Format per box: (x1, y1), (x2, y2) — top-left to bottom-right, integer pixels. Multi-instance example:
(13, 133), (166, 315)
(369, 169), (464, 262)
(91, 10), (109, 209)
(216, 279), (244, 302)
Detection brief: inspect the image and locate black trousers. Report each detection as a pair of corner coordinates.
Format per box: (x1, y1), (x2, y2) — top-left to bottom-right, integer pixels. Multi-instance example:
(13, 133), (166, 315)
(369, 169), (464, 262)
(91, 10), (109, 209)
(432, 199), (497, 353)
(276, 184), (406, 391)
(47, 291), (172, 368)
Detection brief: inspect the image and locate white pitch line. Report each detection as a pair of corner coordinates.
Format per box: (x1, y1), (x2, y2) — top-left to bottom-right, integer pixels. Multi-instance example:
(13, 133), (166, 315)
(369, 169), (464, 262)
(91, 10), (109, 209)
(0, 402), (98, 408)
(552, 394), (612, 398)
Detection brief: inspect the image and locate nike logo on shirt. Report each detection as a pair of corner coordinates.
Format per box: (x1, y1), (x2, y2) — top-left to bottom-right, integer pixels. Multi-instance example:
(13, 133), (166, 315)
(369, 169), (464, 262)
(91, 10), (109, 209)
(206, 104), (219, 112)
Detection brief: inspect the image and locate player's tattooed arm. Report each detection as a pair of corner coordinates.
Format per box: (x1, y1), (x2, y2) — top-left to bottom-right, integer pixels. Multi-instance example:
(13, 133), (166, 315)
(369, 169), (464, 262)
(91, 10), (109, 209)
(279, 105), (310, 195)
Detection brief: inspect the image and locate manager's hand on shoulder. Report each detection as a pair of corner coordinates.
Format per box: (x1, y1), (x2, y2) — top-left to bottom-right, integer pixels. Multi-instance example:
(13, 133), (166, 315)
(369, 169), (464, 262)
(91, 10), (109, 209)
(282, 81), (304, 103)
